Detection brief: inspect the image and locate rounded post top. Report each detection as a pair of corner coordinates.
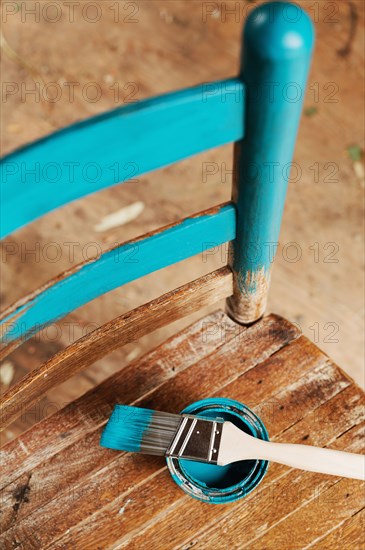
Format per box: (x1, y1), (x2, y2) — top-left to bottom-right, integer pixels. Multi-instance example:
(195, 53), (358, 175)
(244, 2), (314, 60)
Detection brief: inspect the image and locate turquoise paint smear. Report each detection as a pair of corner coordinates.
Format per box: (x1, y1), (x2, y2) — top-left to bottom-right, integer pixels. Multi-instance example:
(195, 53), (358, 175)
(1, 204), (236, 345)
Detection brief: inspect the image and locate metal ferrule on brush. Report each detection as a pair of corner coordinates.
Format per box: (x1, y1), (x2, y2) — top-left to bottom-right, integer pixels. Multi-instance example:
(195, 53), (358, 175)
(165, 415), (223, 463)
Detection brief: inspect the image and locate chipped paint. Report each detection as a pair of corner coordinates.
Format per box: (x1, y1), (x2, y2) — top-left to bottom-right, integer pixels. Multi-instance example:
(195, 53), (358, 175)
(118, 499), (132, 515)
(94, 202), (145, 232)
(226, 4), (314, 325)
(0, 361), (14, 386)
(226, 267), (270, 324)
(1, 79), (244, 238)
(0, 203), (236, 349)
(18, 440), (30, 456)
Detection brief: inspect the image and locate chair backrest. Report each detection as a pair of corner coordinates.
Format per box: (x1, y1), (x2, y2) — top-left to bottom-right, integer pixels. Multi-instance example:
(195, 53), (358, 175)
(0, 2), (314, 428)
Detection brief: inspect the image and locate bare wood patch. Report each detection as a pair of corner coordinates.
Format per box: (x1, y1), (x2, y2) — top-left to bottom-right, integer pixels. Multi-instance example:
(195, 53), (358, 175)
(0, 308), (239, 487)
(0, 267), (233, 430)
(247, 478), (364, 549)
(226, 266), (271, 324)
(308, 508), (365, 549)
(112, 368), (359, 550)
(1, 314), (297, 531)
(48, 376), (364, 550)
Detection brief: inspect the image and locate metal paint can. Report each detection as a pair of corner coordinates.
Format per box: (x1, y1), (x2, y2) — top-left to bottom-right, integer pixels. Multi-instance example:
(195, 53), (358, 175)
(166, 397), (269, 504)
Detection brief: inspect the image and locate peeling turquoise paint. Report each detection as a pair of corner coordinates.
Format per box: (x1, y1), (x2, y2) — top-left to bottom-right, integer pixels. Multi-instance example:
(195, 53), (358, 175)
(1, 1), (315, 352)
(227, 2), (315, 322)
(0, 79), (244, 238)
(1, 204), (236, 345)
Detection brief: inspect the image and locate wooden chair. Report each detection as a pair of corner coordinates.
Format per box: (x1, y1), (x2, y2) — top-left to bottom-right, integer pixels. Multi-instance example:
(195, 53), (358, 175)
(1, 2), (364, 548)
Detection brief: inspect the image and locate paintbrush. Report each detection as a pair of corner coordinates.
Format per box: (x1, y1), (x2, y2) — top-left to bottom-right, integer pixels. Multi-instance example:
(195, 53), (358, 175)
(100, 405), (365, 480)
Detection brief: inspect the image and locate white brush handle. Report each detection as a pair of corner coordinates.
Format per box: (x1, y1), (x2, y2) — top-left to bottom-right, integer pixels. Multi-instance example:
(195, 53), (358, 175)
(252, 439), (365, 480)
(218, 423), (365, 480)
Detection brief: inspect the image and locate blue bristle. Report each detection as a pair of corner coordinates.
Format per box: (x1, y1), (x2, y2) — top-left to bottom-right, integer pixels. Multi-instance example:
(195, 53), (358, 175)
(100, 405), (154, 452)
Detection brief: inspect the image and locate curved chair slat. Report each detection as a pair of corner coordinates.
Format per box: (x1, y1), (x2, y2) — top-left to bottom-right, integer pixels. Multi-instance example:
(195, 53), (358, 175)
(0, 267), (233, 429)
(0, 203), (236, 353)
(0, 78), (244, 238)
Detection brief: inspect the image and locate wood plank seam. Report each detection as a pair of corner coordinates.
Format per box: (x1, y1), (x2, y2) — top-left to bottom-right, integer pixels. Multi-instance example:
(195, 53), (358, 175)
(241, 479), (345, 549)
(100, 392), (364, 550)
(305, 508), (365, 549)
(242, 479), (365, 549)
(1, 315), (301, 542)
(176, 396), (364, 550)
(4, 344), (356, 548)
(0, 313), (291, 493)
(0, 267), (233, 429)
(0, 308), (240, 486)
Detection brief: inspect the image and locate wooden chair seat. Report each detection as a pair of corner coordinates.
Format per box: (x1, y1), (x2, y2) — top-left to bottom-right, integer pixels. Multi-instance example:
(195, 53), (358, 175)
(1, 311), (364, 549)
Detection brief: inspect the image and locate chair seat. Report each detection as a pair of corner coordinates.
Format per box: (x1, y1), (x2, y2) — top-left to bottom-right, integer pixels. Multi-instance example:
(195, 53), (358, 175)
(1, 311), (364, 549)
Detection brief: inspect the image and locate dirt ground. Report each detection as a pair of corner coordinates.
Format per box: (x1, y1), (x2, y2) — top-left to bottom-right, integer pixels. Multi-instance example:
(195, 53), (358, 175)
(1, 0), (364, 442)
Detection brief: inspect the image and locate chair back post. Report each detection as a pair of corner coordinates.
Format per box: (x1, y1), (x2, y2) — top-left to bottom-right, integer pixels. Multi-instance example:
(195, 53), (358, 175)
(226, 2), (314, 324)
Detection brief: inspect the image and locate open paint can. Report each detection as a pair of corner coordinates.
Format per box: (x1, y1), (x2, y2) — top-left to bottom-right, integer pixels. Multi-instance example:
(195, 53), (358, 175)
(166, 397), (269, 504)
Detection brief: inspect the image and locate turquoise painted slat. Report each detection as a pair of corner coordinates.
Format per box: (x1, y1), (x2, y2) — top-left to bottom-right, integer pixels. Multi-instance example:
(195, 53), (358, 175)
(0, 79), (244, 238)
(227, 2), (315, 323)
(0, 203), (236, 346)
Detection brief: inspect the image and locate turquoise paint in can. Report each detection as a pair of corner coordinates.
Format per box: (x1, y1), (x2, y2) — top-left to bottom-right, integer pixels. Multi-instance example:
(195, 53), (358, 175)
(166, 398), (269, 504)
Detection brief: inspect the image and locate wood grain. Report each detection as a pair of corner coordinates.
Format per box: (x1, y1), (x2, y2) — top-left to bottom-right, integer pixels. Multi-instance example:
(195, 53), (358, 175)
(0, 267), (233, 430)
(1, 312), (299, 549)
(0, 4), (363, 456)
(111, 371), (360, 550)
(181, 403), (365, 550)
(122, 426), (364, 550)
(1, 312), (364, 550)
(0, 203), (235, 352)
(1, 79), (243, 238)
(0, 316), (297, 533)
(0, 309), (239, 485)
(309, 508), (365, 549)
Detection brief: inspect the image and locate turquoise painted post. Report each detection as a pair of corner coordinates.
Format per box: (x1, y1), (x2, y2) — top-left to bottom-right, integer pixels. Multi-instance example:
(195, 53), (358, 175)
(226, 2), (315, 324)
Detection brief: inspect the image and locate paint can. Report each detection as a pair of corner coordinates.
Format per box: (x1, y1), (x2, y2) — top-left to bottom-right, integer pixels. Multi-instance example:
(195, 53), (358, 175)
(166, 397), (269, 504)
